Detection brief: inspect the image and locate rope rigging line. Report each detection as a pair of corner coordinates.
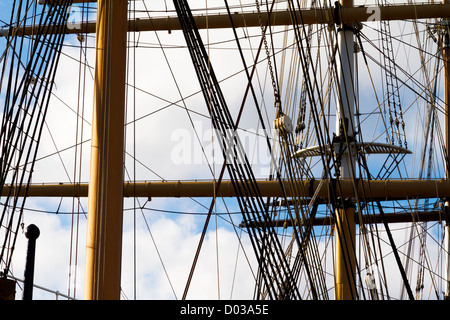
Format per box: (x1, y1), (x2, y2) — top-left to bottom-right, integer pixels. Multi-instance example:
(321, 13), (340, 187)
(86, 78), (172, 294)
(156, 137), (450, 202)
(279, 0), (347, 300)
(173, 0), (301, 300)
(0, 0), (448, 301)
(228, 0), (328, 299)
(224, 0), (326, 300)
(0, 0), (73, 278)
(284, 0), (422, 300)
(377, 0), (407, 150)
(343, 24), (422, 298)
(285, 0), (361, 299)
(178, 0), (282, 300)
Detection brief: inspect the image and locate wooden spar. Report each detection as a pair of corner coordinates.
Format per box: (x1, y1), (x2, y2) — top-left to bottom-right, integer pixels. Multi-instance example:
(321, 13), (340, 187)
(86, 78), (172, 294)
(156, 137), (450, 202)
(242, 210), (446, 228)
(6, 178), (450, 200)
(83, 0), (127, 300)
(3, 3), (450, 36)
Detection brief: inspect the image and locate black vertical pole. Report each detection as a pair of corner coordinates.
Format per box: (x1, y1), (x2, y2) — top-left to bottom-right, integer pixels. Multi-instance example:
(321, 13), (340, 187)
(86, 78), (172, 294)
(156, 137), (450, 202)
(23, 224), (40, 300)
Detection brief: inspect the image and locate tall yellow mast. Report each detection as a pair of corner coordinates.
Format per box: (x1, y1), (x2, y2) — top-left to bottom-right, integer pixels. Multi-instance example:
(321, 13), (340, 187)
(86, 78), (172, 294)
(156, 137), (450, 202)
(83, 0), (128, 300)
(333, 0), (357, 300)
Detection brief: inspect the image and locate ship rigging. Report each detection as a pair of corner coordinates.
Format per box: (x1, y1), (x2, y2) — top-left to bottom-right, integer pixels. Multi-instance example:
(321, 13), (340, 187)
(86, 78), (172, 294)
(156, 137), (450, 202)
(0, 0), (450, 300)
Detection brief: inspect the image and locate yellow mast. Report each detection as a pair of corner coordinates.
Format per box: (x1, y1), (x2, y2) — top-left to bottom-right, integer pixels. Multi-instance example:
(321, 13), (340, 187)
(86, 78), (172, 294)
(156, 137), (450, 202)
(83, 0), (128, 300)
(333, 0), (357, 300)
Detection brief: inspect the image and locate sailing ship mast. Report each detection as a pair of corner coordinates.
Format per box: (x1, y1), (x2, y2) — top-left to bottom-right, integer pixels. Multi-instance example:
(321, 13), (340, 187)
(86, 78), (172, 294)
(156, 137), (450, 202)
(333, 0), (357, 300)
(2, 0), (450, 300)
(83, 0), (128, 300)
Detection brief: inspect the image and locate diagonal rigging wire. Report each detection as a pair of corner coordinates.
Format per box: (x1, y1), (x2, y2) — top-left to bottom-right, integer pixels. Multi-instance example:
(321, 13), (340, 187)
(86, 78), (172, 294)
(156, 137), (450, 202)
(129, 3), (272, 298)
(377, 0), (407, 150)
(285, 0), (410, 299)
(274, 0), (340, 300)
(0, 0), (73, 277)
(181, 0), (287, 300)
(173, 0), (300, 300)
(233, 0), (332, 299)
(342, 21), (417, 299)
(367, 15), (443, 299)
(285, 0), (358, 298)
(223, 0), (321, 299)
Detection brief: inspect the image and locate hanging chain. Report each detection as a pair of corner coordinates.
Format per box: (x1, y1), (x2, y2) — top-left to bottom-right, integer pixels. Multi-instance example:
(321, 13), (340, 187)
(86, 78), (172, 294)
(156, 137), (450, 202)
(255, 0), (281, 114)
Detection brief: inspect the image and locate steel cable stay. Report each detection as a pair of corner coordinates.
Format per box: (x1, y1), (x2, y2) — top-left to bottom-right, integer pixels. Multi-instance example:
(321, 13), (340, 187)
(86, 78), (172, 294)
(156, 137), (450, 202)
(1, 0), (70, 272)
(173, 0), (301, 300)
(349, 7), (409, 299)
(1, 0), (449, 301)
(179, 0), (284, 300)
(233, 0), (335, 299)
(288, 0), (370, 300)
(330, 8), (380, 293)
(225, 0), (290, 298)
(358, 30), (445, 175)
(285, 0), (364, 299)
(360, 32), (447, 117)
(286, 0), (418, 300)
(0, 0), (73, 279)
(356, 11), (449, 300)
(270, 8), (334, 298)
(224, 0), (321, 299)
(336, 15), (444, 297)
(250, 0), (334, 300)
